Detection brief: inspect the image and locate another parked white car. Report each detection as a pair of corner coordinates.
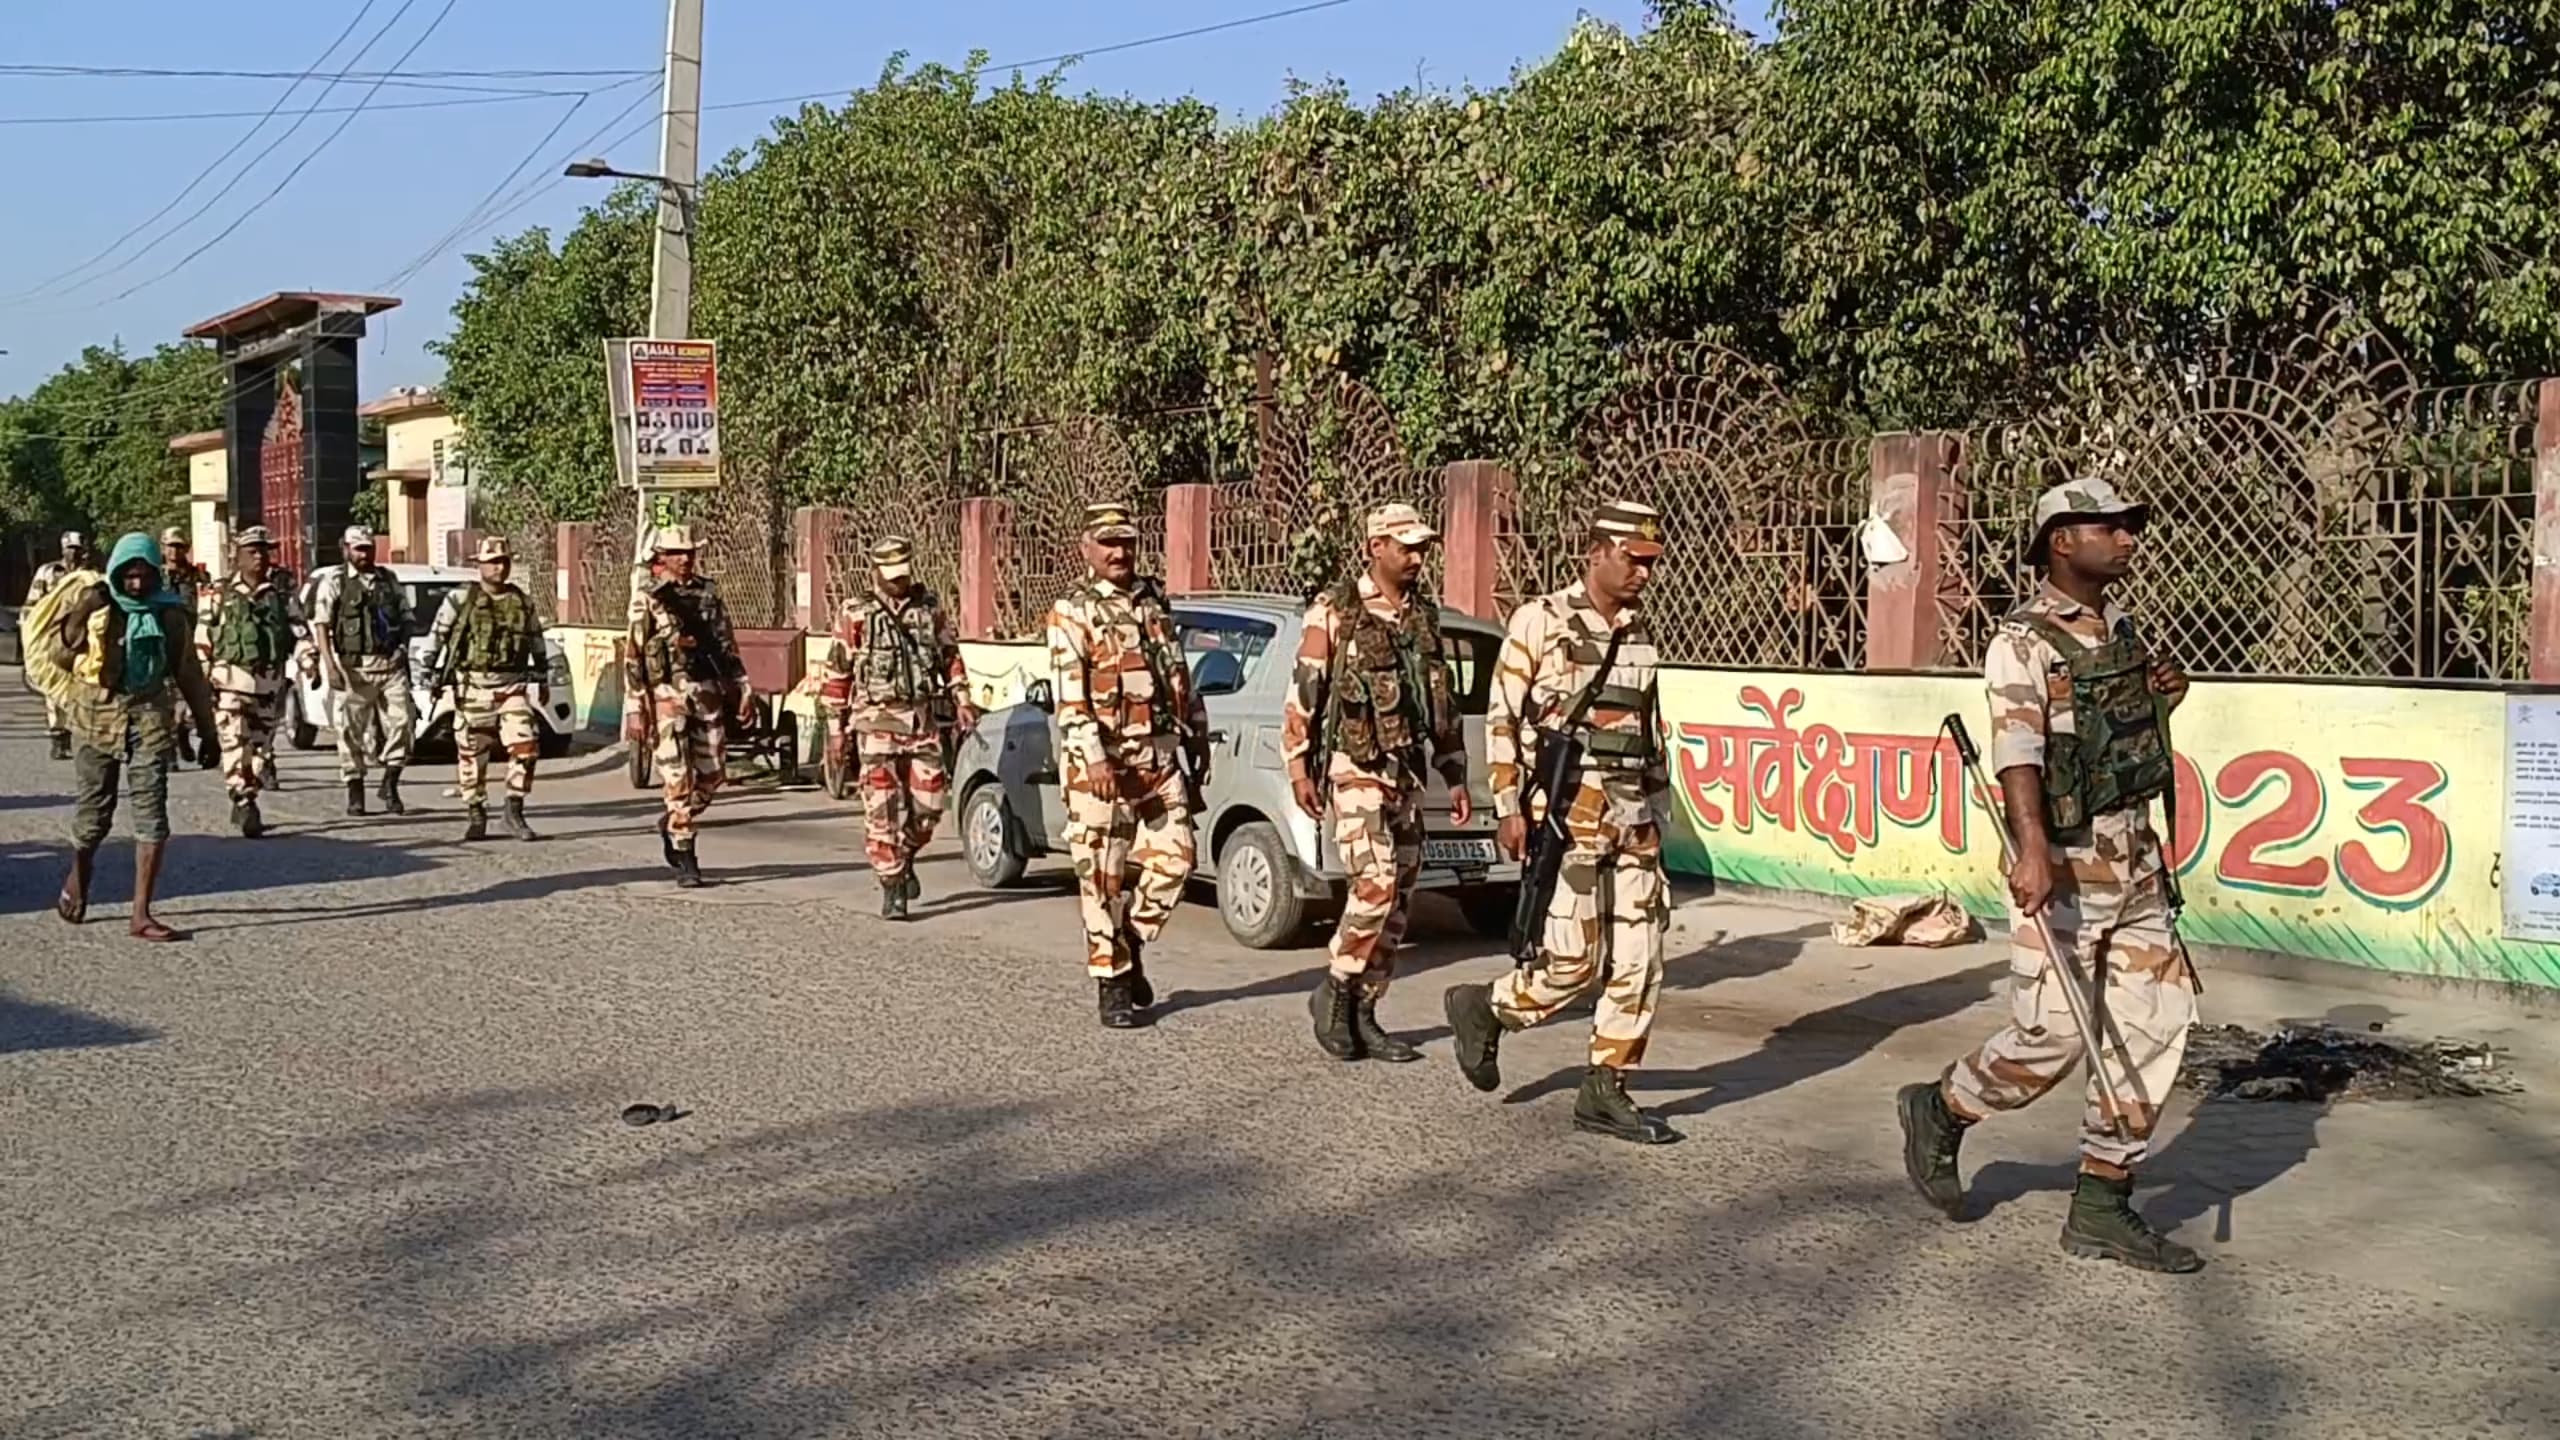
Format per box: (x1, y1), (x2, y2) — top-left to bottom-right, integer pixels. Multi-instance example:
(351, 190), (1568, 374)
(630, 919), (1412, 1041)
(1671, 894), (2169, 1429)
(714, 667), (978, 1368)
(287, 563), (577, 756)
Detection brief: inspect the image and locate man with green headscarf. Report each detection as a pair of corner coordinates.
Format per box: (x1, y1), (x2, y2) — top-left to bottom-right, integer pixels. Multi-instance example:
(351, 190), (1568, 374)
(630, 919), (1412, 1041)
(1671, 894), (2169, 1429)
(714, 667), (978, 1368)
(45, 531), (219, 942)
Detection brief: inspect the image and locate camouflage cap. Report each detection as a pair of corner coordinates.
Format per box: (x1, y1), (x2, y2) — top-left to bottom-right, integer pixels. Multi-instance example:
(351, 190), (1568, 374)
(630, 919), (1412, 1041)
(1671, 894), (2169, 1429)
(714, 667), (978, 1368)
(342, 524), (376, 549)
(59, 530), (85, 550)
(1364, 502), (1437, 547)
(1082, 501), (1139, 542)
(1590, 498), (1665, 557)
(650, 525), (698, 555)
(159, 525), (188, 547)
(234, 525), (275, 548)
(2027, 477), (2149, 564)
(872, 535), (914, 578)
(475, 535), (512, 563)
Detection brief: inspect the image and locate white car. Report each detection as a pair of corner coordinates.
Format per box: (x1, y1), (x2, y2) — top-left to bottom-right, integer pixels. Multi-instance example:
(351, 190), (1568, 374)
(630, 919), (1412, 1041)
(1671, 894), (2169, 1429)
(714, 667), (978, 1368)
(286, 563), (578, 757)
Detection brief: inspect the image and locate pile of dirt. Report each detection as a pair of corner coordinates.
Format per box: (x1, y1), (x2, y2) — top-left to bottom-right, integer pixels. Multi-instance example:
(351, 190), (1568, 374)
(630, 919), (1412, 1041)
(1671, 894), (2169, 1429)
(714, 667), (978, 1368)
(2177, 1023), (2523, 1102)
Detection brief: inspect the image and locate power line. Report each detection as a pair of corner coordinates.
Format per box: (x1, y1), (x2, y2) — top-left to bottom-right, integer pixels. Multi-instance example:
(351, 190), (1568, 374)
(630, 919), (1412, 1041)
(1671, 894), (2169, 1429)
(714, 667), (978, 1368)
(0, 90), (595, 127)
(0, 64), (649, 80)
(100, 0), (466, 307)
(373, 75), (660, 294)
(701, 0), (1362, 114)
(2, 1), (400, 307)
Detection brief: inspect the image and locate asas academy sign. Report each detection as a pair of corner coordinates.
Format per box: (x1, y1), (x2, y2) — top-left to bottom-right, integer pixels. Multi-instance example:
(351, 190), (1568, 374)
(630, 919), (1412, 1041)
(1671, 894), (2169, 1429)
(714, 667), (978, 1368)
(616, 338), (721, 488)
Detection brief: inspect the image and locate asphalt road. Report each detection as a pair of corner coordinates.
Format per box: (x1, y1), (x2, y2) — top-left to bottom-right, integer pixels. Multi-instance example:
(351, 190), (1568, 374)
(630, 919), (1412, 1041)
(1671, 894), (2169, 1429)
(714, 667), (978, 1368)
(6, 690), (2559, 1439)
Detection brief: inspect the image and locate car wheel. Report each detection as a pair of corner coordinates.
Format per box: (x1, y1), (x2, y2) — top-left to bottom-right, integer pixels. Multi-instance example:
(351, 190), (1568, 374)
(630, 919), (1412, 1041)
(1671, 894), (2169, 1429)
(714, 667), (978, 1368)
(1218, 821), (1310, 950)
(537, 726), (571, 759)
(287, 693), (319, 751)
(626, 734), (653, 790)
(824, 738), (852, 800)
(963, 782), (1027, 889)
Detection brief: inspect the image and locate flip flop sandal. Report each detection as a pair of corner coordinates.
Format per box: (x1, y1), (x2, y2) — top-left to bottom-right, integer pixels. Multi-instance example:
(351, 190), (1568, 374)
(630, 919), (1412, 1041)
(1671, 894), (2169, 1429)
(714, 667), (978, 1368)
(55, 891), (85, 925)
(128, 920), (184, 943)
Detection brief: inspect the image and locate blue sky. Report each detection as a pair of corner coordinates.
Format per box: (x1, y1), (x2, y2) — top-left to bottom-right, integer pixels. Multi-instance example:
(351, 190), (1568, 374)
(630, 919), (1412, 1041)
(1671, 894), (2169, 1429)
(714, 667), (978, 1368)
(1, 1), (1770, 402)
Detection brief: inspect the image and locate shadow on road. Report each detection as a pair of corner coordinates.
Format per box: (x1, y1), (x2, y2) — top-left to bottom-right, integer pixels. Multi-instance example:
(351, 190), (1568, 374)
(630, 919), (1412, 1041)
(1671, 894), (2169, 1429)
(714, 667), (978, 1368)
(0, 990), (157, 1055)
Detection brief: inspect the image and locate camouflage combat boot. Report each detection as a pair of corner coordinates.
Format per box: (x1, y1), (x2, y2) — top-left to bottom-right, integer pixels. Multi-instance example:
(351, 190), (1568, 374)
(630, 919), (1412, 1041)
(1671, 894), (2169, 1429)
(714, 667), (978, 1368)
(460, 805), (488, 842)
(1896, 1079), (1971, 1218)
(881, 874), (909, 921)
(345, 779), (366, 817)
(1123, 933), (1153, 1010)
(2060, 1171), (2204, 1274)
(378, 765), (406, 816)
(50, 732), (72, 761)
(656, 816), (681, 870)
(673, 844), (704, 889)
(1351, 990), (1419, 1063)
(1097, 973), (1144, 1030)
(1572, 1066), (1679, 1145)
(502, 796), (537, 842)
(233, 797), (264, 839)
(1308, 975), (1360, 1061)
(900, 867), (921, 903)
(1443, 982), (1505, 1092)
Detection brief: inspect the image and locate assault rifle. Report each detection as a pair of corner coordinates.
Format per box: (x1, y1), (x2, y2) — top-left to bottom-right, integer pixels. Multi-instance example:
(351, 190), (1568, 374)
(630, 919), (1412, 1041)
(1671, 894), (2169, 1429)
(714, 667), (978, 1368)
(1505, 625), (1627, 967)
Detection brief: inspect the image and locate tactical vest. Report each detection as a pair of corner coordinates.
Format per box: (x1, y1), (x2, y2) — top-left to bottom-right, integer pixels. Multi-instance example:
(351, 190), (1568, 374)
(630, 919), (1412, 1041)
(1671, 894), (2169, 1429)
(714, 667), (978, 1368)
(210, 583), (292, 668)
(1323, 580), (1449, 765)
(642, 579), (727, 684)
(2019, 614), (2172, 836)
(855, 589), (945, 707)
(333, 566), (403, 660)
(450, 585), (540, 674)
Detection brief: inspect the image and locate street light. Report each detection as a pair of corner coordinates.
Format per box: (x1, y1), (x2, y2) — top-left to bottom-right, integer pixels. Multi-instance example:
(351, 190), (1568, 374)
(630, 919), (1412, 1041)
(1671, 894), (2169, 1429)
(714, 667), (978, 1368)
(561, 158), (696, 233)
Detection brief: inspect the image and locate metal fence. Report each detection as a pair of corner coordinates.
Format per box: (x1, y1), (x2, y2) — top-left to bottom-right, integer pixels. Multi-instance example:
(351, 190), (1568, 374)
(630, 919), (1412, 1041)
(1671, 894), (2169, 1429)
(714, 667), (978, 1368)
(1944, 322), (2540, 682)
(1206, 374), (1440, 600)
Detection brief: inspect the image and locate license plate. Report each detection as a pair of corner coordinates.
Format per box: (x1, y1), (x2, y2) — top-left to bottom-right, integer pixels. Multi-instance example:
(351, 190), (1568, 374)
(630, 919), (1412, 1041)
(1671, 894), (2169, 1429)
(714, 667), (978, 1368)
(1423, 837), (1498, 869)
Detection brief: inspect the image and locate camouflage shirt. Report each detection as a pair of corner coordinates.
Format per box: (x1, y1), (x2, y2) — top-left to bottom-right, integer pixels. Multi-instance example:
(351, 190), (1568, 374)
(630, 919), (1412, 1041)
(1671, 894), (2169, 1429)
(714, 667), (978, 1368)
(1282, 573), (1465, 791)
(823, 587), (969, 737)
(26, 560), (81, 607)
(1488, 581), (1667, 831)
(629, 573), (746, 691)
(1045, 573), (1203, 770)
(1986, 582), (2162, 884)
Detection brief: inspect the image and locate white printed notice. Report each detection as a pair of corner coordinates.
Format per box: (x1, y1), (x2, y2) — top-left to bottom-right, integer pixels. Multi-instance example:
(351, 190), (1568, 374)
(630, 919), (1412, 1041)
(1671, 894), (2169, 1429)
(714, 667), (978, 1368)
(2502, 697), (2560, 942)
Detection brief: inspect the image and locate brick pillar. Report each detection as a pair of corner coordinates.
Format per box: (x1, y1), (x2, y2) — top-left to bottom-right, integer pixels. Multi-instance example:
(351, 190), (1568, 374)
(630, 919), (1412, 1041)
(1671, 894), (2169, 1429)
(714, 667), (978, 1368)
(2534, 382), (2560, 681)
(1440, 459), (1513, 621)
(1164, 483), (1215, 594)
(957, 496), (1011, 641)
(554, 521), (595, 624)
(794, 505), (846, 632)
(1864, 431), (1961, 671)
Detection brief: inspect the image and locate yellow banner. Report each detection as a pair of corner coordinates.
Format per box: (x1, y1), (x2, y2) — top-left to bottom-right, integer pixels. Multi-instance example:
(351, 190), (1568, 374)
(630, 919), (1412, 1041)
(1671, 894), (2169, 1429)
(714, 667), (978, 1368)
(1658, 670), (2542, 988)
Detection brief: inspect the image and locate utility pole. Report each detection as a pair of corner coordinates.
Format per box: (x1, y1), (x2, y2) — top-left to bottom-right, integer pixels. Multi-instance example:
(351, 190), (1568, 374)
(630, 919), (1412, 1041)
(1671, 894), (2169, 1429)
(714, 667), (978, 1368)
(633, 0), (704, 564)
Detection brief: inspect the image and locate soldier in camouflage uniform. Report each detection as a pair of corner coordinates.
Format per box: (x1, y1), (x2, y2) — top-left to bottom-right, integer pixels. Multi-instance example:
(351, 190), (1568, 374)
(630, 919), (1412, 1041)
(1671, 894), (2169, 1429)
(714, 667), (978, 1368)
(158, 527), (210, 767)
(28, 531), (93, 761)
(426, 535), (548, 843)
(1285, 502), (1471, 1064)
(1445, 499), (1678, 1146)
(311, 525), (418, 817)
(205, 527), (310, 838)
(629, 526), (751, 888)
(822, 536), (977, 919)
(1896, 476), (2203, 1274)
(1046, 501), (1208, 1029)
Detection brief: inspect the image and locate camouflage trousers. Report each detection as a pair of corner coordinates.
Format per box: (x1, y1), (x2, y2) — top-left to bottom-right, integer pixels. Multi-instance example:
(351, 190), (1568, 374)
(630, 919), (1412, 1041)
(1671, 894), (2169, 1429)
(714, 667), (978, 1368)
(43, 695), (68, 742)
(1064, 745), (1194, 977)
(456, 679), (540, 805)
(1327, 774), (1423, 990)
(335, 658), (415, 781)
(1490, 819), (1668, 1069)
(857, 730), (948, 881)
(215, 682), (282, 801)
(651, 681), (729, 847)
(1945, 868), (2196, 1170)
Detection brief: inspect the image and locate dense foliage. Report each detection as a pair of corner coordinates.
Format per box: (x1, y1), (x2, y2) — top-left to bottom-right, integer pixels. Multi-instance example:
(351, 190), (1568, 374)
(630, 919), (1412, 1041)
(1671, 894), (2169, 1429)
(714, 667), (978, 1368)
(0, 343), (224, 538)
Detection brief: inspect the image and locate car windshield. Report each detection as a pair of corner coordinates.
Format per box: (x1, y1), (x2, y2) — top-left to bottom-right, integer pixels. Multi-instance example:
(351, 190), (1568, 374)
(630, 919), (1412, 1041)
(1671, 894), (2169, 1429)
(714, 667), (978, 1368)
(1173, 610), (1280, 691)
(405, 582), (462, 639)
(1443, 628), (1497, 716)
